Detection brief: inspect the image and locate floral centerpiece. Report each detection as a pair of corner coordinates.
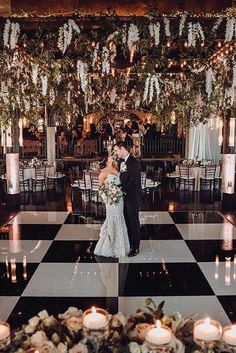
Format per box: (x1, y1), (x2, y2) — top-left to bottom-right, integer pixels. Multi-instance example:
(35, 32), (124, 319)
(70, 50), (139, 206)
(98, 181), (124, 205)
(4, 299), (234, 353)
(28, 158), (44, 168)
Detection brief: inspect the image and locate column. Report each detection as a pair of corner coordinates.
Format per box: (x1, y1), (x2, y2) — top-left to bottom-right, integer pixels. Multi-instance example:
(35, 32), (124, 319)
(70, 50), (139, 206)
(46, 105), (56, 166)
(5, 109), (20, 208)
(221, 109), (236, 210)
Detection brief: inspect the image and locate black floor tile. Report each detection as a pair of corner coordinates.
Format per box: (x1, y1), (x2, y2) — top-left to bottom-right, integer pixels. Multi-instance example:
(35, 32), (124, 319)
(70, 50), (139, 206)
(169, 211), (225, 224)
(186, 240), (236, 262)
(119, 263), (214, 296)
(7, 296), (118, 329)
(140, 224), (183, 240)
(64, 212), (105, 224)
(42, 241), (118, 263)
(0, 263), (39, 296)
(0, 224), (62, 240)
(217, 296), (236, 323)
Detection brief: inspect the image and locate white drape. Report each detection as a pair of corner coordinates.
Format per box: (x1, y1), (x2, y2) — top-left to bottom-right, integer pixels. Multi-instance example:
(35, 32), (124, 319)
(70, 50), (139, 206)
(188, 122), (221, 163)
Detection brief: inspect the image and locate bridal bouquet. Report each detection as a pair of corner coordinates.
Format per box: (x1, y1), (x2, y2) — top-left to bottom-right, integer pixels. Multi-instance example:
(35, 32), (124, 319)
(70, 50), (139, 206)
(99, 181), (124, 205)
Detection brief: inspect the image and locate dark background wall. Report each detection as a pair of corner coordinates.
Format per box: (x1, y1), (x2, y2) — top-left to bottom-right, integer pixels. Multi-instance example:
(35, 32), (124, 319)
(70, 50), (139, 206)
(10, 0), (232, 15)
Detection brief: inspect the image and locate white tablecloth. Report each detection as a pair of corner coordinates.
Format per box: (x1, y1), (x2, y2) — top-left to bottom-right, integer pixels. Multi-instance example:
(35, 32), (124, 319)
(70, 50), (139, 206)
(23, 166), (55, 179)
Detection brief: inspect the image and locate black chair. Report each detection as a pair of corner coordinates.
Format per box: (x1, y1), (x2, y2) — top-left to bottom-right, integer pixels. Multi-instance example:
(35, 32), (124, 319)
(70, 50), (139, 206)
(32, 166), (46, 192)
(179, 165), (195, 192)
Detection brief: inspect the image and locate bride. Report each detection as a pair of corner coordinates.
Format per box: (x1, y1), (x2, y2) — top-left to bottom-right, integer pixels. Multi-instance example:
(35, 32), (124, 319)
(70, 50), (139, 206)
(94, 155), (130, 258)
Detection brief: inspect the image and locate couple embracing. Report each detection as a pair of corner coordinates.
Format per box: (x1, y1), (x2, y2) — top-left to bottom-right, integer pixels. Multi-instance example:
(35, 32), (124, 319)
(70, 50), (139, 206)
(94, 141), (141, 258)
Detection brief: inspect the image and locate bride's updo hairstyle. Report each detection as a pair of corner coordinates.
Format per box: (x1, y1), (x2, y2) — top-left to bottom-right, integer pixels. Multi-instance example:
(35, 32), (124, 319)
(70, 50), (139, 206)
(99, 155), (108, 170)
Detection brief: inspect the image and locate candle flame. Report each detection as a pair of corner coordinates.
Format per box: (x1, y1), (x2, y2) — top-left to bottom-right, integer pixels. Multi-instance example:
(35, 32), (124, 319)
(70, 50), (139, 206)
(156, 320), (161, 329)
(92, 306), (96, 314)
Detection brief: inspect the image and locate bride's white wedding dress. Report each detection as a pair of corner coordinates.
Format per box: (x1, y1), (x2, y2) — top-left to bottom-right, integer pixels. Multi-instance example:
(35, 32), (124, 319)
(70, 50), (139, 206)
(94, 174), (130, 258)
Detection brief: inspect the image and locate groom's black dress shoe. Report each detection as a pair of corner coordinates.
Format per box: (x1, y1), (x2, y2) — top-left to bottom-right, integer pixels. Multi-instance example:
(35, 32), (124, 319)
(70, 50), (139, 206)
(128, 249), (139, 257)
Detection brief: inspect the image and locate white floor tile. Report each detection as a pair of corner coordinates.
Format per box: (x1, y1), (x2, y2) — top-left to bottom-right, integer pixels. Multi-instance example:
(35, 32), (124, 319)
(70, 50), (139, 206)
(0, 297), (19, 321)
(139, 212), (174, 224)
(118, 296), (231, 325)
(0, 240), (52, 262)
(177, 223), (236, 240)
(9, 212), (69, 225)
(22, 263), (118, 297)
(120, 240), (195, 263)
(198, 262), (236, 295)
(55, 224), (100, 240)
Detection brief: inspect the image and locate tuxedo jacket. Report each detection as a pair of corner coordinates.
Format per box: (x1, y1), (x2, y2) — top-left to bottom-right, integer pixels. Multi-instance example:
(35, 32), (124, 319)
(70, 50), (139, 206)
(119, 155), (141, 203)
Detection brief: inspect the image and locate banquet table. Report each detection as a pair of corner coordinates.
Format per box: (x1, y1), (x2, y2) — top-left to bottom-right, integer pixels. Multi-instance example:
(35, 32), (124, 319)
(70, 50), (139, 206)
(23, 165), (55, 180)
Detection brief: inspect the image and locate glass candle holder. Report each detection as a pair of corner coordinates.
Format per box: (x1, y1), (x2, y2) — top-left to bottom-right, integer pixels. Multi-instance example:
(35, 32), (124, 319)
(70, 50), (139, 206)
(0, 322), (11, 350)
(83, 307), (109, 337)
(193, 318), (222, 352)
(222, 325), (236, 352)
(145, 323), (173, 353)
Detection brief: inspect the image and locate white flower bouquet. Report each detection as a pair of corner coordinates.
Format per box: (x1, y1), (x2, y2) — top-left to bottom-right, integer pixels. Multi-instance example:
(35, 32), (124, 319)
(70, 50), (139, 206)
(28, 157), (43, 168)
(99, 181), (124, 205)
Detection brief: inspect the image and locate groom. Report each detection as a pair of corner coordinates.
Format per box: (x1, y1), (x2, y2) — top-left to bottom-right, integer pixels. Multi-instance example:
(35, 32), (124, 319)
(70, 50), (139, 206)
(113, 141), (141, 257)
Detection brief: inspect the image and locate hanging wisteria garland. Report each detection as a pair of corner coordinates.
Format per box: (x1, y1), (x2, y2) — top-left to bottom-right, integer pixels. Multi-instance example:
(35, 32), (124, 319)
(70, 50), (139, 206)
(0, 10), (235, 127)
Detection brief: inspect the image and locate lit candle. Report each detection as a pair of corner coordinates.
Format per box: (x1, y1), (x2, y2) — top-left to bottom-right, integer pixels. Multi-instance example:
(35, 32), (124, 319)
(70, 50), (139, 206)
(194, 318), (221, 341)
(23, 255), (27, 280)
(10, 259), (17, 283)
(215, 255), (219, 280)
(223, 325), (236, 346)
(83, 307), (107, 330)
(146, 320), (172, 345)
(225, 257), (231, 286)
(0, 323), (10, 340)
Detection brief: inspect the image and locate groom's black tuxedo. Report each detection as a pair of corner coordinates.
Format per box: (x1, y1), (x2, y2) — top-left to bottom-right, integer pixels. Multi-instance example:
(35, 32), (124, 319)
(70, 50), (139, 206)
(119, 155), (141, 250)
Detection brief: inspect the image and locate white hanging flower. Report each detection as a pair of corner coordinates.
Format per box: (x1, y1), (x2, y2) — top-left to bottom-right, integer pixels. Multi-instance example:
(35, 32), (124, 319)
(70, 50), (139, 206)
(10, 22), (20, 49)
(92, 42), (100, 66)
(77, 60), (88, 94)
(127, 24), (139, 52)
(179, 14), (187, 36)
(3, 20), (11, 47)
(143, 75), (160, 103)
(135, 94), (141, 108)
(102, 47), (110, 74)
(232, 61), (236, 88)
(149, 22), (160, 46)
(41, 75), (48, 97)
(163, 17), (171, 37)
(122, 25), (127, 44)
(23, 98), (31, 112)
(212, 17), (223, 33)
(57, 19), (80, 54)
(205, 67), (215, 99)
(225, 17), (236, 42)
(31, 64), (39, 85)
(3, 20), (20, 49)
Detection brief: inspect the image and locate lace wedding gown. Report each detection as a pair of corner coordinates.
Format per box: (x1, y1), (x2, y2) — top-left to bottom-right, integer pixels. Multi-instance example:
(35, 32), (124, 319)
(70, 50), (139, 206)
(94, 174), (130, 258)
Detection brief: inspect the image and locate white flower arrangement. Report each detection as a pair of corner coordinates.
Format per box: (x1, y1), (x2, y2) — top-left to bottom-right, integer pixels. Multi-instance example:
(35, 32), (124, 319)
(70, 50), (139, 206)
(49, 89), (55, 106)
(205, 67), (215, 99)
(179, 14), (187, 36)
(149, 22), (160, 46)
(110, 87), (117, 104)
(31, 64), (39, 85)
(212, 17), (223, 33)
(41, 75), (48, 97)
(163, 17), (171, 37)
(232, 61), (236, 88)
(143, 75), (160, 103)
(77, 60), (88, 94)
(127, 23), (139, 52)
(225, 17), (236, 42)
(57, 19), (80, 54)
(99, 181), (125, 205)
(3, 19), (20, 49)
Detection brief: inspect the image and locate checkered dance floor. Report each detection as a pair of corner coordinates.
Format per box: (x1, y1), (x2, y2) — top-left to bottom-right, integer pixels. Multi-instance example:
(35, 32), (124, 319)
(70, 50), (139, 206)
(0, 210), (235, 328)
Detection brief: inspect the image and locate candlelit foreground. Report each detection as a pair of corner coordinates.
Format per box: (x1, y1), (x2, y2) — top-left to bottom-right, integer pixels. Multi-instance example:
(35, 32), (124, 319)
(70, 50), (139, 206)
(0, 208), (235, 331)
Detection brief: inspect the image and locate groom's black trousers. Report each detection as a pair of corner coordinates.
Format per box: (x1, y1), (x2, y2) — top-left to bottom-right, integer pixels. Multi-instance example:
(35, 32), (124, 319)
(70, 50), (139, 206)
(124, 199), (140, 250)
